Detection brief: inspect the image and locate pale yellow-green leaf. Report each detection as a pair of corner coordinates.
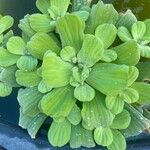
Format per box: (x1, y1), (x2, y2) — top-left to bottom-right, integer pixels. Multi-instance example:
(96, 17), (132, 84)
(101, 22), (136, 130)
(71, 11), (89, 21)
(0, 82), (12, 97)
(38, 80), (52, 94)
(36, 0), (50, 14)
(138, 44), (150, 58)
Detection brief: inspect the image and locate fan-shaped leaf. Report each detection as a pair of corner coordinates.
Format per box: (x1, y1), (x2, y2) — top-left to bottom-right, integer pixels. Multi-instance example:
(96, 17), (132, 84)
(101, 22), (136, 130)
(48, 119), (71, 147)
(138, 45), (150, 58)
(36, 0), (50, 14)
(72, 11), (89, 21)
(42, 52), (73, 87)
(38, 80), (52, 94)
(143, 19), (150, 40)
(0, 82), (12, 97)
(40, 85), (76, 117)
(101, 50), (117, 62)
(77, 34), (104, 67)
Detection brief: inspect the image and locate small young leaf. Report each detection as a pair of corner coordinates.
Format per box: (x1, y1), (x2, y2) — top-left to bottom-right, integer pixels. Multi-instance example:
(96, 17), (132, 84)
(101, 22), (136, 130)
(94, 127), (113, 146)
(95, 23), (117, 49)
(38, 80), (52, 94)
(7, 36), (26, 55)
(77, 34), (104, 67)
(0, 82), (12, 97)
(74, 83), (95, 102)
(42, 52), (73, 87)
(111, 109), (131, 129)
(36, 0), (50, 14)
(70, 124), (95, 149)
(107, 130), (126, 150)
(48, 119), (71, 147)
(138, 45), (150, 58)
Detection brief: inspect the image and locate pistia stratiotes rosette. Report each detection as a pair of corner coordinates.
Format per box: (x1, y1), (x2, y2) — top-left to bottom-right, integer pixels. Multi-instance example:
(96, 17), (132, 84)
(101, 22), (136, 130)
(0, 0), (150, 150)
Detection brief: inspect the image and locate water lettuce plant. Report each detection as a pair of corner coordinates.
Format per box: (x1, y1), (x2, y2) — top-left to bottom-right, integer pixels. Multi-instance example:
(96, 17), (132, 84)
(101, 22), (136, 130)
(0, 0), (150, 149)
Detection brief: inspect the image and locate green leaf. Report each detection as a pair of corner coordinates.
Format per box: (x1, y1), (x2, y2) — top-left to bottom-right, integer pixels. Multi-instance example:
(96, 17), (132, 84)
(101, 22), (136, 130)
(36, 0), (50, 14)
(0, 65), (19, 87)
(29, 14), (55, 33)
(49, 0), (70, 19)
(81, 92), (114, 129)
(0, 47), (20, 67)
(131, 21), (146, 41)
(74, 83), (95, 102)
(111, 109), (131, 129)
(116, 9), (137, 30)
(2, 30), (14, 46)
(86, 1), (118, 34)
(72, 10), (89, 21)
(87, 63), (128, 95)
(56, 14), (85, 51)
(107, 130), (126, 150)
(127, 66), (139, 86)
(113, 40), (140, 66)
(101, 50), (117, 63)
(131, 82), (150, 105)
(40, 85), (76, 117)
(15, 70), (41, 87)
(19, 110), (46, 138)
(7, 36), (26, 55)
(0, 16), (14, 34)
(138, 45), (150, 58)
(18, 87), (44, 117)
(105, 93), (124, 115)
(38, 80), (52, 94)
(122, 104), (150, 137)
(70, 124), (95, 149)
(48, 119), (71, 147)
(27, 32), (60, 59)
(120, 88), (139, 104)
(95, 23), (117, 49)
(77, 34), (104, 67)
(94, 127), (113, 146)
(143, 19), (150, 40)
(0, 82), (12, 97)
(60, 46), (76, 62)
(17, 55), (38, 71)
(42, 52), (73, 87)
(67, 104), (81, 125)
(117, 26), (133, 42)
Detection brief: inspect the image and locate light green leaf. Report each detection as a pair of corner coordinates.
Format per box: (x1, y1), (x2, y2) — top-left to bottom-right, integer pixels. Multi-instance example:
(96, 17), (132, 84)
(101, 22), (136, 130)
(131, 82), (150, 105)
(29, 14), (55, 33)
(27, 32), (60, 59)
(105, 93), (124, 115)
(7, 36), (26, 55)
(38, 80), (52, 94)
(72, 11), (89, 21)
(15, 70), (41, 87)
(77, 34), (104, 67)
(113, 40), (140, 66)
(60, 46), (76, 62)
(87, 63), (128, 95)
(0, 16), (14, 34)
(49, 0), (70, 19)
(67, 104), (81, 125)
(138, 45), (150, 58)
(111, 109), (131, 129)
(2, 30), (14, 46)
(70, 124), (95, 149)
(127, 66), (139, 86)
(0, 47), (20, 67)
(120, 88), (139, 104)
(86, 1), (118, 34)
(18, 87), (44, 117)
(116, 9), (137, 30)
(122, 104), (150, 137)
(40, 85), (76, 117)
(131, 21), (146, 41)
(19, 110), (46, 139)
(0, 65), (18, 87)
(48, 119), (71, 147)
(143, 19), (150, 40)
(36, 0), (50, 14)
(56, 14), (85, 51)
(107, 130), (126, 150)
(81, 92), (114, 129)
(74, 83), (95, 102)
(101, 50), (117, 63)
(42, 52), (73, 87)
(94, 127), (113, 146)
(17, 55), (38, 71)
(117, 26), (133, 42)
(95, 23), (117, 49)
(0, 82), (12, 97)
